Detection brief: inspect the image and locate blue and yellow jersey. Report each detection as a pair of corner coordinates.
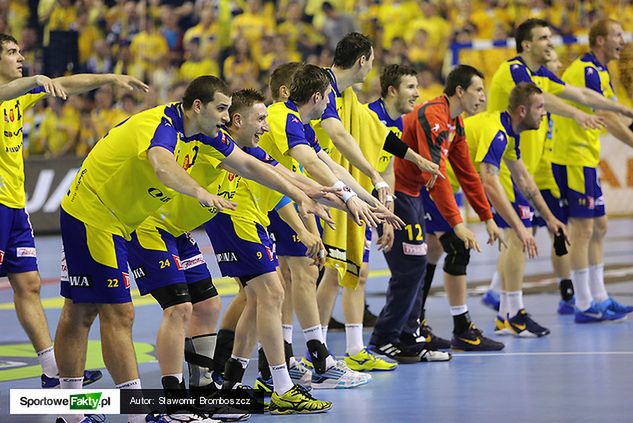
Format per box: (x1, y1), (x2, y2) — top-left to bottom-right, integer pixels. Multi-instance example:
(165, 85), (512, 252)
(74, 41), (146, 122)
(0, 87), (46, 208)
(367, 98), (403, 173)
(216, 145), (286, 227)
(258, 100), (322, 173)
(62, 103), (234, 239)
(551, 52), (614, 168)
(488, 55), (565, 174)
(465, 111), (521, 201)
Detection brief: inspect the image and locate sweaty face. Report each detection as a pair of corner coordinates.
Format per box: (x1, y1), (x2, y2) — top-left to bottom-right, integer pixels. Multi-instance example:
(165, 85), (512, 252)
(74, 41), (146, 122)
(395, 75), (420, 115)
(527, 26), (554, 65)
(461, 76), (486, 116)
(523, 93), (546, 130)
(0, 41), (25, 82)
(603, 23), (625, 62)
(199, 92), (232, 137)
(238, 102), (269, 148)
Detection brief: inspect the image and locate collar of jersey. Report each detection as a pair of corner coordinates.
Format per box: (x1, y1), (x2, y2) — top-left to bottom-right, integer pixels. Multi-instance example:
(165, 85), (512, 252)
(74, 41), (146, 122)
(500, 111), (517, 138)
(371, 98), (401, 128)
(285, 100), (299, 113)
(326, 68), (342, 96)
(580, 52), (607, 71)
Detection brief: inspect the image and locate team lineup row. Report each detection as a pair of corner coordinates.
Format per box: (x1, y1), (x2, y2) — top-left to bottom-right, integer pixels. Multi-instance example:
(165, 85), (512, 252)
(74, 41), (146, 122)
(2, 16), (633, 423)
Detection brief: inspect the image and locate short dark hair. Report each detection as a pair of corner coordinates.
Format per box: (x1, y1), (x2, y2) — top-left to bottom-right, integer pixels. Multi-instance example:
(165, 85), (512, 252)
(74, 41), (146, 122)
(380, 64), (417, 98)
(589, 19), (621, 48)
(270, 62), (303, 102)
(289, 64), (330, 105)
(333, 32), (373, 69)
(515, 18), (549, 53)
(444, 64), (484, 96)
(0, 33), (19, 55)
(228, 88), (265, 126)
(182, 75), (231, 110)
(508, 82), (543, 112)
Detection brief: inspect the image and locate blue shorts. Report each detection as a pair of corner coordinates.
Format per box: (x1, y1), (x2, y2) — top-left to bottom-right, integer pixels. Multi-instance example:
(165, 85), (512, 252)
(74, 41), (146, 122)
(60, 208), (131, 304)
(492, 182), (533, 229)
(363, 225), (372, 263)
(267, 210), (323, 257)
(532, 189), (567, 227)
(420, 189), (453, 234)
(205, 213), (278, 278)
(0, 204), (38, 277)
(552, 163), (605, 219)
(127, 228), (212, 296)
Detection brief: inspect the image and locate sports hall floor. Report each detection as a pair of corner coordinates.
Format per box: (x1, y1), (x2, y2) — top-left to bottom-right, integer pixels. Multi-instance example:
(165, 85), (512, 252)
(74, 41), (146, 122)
(1, 218), (632, 422)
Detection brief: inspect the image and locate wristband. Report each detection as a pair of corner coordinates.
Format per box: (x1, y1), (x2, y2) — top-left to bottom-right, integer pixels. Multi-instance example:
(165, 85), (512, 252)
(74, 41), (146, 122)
(332, 180), (357, 203)
(374, 181), (389, 190)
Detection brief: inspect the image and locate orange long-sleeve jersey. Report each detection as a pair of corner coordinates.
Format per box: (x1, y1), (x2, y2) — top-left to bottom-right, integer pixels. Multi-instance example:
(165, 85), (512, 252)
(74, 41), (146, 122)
(395, 95), (493, 227)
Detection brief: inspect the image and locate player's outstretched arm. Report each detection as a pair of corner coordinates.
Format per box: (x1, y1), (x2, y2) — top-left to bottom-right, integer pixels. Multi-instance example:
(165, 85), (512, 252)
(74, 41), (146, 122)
(221, 146), (334, 226)
(1, 75), (67, 101)
(321, 117), (390, 201)
(543, 91), (604, 130)
(596, 110), (633, 148)
(481, 161), (538, 257)
(53, 73), (149, 96)
(147, 146), (236, 210)
(559, 84), (633, 118)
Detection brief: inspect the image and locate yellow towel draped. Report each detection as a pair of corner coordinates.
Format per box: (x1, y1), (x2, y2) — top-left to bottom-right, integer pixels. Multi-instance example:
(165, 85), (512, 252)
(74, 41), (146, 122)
(312, 88), (389, 288)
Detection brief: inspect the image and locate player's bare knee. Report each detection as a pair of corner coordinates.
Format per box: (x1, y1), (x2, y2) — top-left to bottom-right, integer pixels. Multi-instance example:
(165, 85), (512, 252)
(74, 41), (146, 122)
(164, 301), (193, 326)
(8, 272), (41, 298)
(192, 295), (221, 319)
(593, 217), (608, 240)
(99, 303), (135, 330)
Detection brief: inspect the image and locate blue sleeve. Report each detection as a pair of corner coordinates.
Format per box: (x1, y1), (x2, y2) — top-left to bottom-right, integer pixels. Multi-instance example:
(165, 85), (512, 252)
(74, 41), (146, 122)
(248, 146), (279, 166)
(28, 86), (47, 94)
(481, 130), (508, 168)
(510, 64), (534, 84)
(584, 66), (603, 95)
(149, 117), (179, 153)
(304, 124), (322, 153)
(286, 114), (311, 150)
(274, 195), (293, 210)
(320, 90), (341, 121)
(206, 131), (235, 157)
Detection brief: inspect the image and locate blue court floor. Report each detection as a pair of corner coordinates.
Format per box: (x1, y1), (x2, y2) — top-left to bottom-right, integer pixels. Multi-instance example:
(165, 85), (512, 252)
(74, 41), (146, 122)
(1, 218), (632, 422)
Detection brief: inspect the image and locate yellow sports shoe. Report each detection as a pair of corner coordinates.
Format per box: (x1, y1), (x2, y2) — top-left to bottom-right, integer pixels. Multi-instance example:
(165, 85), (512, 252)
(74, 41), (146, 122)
(344, 347), (398, 371)
(269, 384), (333, 414)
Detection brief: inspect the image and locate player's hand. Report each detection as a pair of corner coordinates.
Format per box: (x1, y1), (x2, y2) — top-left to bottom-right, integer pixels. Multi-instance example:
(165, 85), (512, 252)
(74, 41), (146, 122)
(517, 227), (539, 258)
(298, 229), (324, 264)
(484, 219), (507, 250)
(377, 223), (395, 252)
(414, 156), (443, 189)
(111, 74), (149, 92)
(35, 75), (67, 99)
(304, 184), (341, 201)
(574, 111), (605, 130)
(196, 190), (237, 211)
(546, 217), (569, 245)
(372, 178), (390, 205)
(371, 201), (405, 230)
(297, 197), (335, 229)
(345, 196), (382, 227)
(453, 222), (481, 252)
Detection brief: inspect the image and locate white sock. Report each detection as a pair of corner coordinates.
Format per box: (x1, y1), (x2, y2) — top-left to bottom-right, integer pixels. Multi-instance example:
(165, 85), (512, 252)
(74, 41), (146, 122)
(572, 268), (592, 311)
(60, 377), (83, 389)
(507, 291), (524, 317)
(499, 291), (509, 320)
(37, 346), (59, 378)
(116, 378), (142, 389)
(321, 325), (329, 347)
(282, 325), (293, 344)
(489, 272), (502, 293)
(116, 379), (143, 423)
(588, 263), (608, 303)
(344, 324), (364, 355)
(325, 354), (336, 369)
(302, 325), (323, 343)
(269, 363), (293, 395)
(449, 305), (468, 316)
(231, 355), (249, 369)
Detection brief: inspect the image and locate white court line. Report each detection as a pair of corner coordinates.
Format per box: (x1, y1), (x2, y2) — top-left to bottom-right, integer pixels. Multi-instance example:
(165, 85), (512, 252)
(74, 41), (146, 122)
(451, 351), (633, 357)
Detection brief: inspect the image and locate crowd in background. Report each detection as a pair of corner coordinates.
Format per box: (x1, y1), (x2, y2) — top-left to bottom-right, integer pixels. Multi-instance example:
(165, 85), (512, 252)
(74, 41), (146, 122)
(3, 0), (633, 158)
